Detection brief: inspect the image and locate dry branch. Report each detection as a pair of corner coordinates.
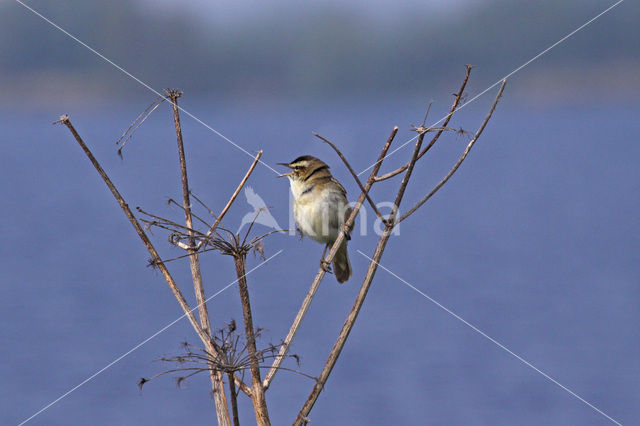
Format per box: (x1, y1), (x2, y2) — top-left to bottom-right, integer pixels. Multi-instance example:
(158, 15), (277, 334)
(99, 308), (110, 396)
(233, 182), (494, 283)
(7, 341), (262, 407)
(56, 115), (212, 348)
(228, 371), (240, 426)
(398, 79), (506, 223)
(116, 94), (167, 157)
(58, 115), (254, 413)
(374, 65), (473, 182)
(167, 90), (231, 425)
(195, 150), (263, 251)
(233, 255), (271, 426)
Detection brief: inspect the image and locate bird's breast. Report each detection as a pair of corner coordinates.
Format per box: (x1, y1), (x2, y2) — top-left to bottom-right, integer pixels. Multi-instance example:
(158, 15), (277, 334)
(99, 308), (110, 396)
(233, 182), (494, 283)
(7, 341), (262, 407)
(291, 185), (347, 244)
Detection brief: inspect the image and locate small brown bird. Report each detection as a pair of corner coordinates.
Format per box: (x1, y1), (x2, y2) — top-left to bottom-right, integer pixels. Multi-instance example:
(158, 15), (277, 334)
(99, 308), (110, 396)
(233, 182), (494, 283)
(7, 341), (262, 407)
(278, 155), (352, 283)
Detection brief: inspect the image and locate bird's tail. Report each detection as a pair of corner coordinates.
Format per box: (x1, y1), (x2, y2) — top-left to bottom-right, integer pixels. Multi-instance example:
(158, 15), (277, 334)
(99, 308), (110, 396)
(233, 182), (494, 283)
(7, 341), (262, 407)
(333, 240), (352, 284)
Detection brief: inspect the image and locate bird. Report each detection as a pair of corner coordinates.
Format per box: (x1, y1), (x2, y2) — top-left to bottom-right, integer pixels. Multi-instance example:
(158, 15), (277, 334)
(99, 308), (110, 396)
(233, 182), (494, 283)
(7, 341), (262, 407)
(278, 155), (352, 283)
(237, 186), (281, 234)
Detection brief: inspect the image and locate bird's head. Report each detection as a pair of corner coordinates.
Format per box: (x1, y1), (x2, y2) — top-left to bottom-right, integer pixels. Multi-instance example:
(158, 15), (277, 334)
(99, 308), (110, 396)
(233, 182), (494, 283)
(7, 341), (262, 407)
(277, 155), (330, 182)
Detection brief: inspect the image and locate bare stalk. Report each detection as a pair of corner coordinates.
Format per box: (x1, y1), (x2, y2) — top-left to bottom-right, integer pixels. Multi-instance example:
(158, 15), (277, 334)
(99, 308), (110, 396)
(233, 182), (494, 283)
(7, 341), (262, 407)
(56, 116), (212, 349)
(58, 115), (253, 407)
(415, 64), (473, 161)
(233, 254), (271, 426)
(227, 372), (240, 426)
(195, 150), (263, 251)
(116, 95), (167, 157)
(374, 65), (473, 182)
(167, 90), (231, 425)
(295, 227), (395, 426)
(398, 79), (506, 223)
(263, 126), (398, 389)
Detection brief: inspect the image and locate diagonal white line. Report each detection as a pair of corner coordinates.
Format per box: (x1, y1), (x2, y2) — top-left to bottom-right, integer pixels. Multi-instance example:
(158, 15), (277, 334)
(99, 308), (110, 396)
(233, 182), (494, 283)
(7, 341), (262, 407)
(19, 250), (283, 426)
(13, 0), (280, 175)
(357, 0), (625, 177)
(357, 250), (622, 425)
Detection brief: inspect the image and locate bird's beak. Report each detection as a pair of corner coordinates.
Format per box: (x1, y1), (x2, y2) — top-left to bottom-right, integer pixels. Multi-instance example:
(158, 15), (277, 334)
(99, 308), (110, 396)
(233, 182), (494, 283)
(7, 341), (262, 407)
(277, 162), (293, 178)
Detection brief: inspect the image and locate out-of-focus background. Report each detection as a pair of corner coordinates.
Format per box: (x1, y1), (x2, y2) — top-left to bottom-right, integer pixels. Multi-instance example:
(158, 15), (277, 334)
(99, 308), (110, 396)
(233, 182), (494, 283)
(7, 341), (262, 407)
(1, 0), (638, 424)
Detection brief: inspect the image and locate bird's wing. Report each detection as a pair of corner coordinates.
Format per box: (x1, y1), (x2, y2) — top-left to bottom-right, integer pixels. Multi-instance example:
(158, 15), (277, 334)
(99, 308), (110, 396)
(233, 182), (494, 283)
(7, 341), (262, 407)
(344, 205), (354, 237)
(331, 177), (347, 197)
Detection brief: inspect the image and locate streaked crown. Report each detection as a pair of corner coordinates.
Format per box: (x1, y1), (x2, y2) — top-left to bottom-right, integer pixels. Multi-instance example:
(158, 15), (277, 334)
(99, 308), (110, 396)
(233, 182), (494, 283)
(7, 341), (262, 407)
(278, 155), (332, 181)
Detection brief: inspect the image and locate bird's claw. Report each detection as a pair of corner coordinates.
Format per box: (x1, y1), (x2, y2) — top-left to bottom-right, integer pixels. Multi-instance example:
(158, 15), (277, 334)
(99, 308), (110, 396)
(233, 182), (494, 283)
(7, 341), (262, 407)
(320, 259), (333, 274)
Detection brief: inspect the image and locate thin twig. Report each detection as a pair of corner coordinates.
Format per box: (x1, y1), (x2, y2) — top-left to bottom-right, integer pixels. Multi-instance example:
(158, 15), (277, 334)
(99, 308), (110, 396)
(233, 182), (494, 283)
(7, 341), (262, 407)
(137, 207), (226, 247)
(190, 191), (220, 219)
(56, 115), (212, 352)
(151, 228), (290, 266)
(263, 126), (398, 390)
(115, 94), (167, 157)
(137, 207), (208, 238)
(313, 132), (386, 224)
(194, 151), (263, 251)
(146, 246), (219, 265)
(374, 65), (473, 182)
(167, 198), (215, 230)
(416, 65), (473, 160)
(397, 79), (506, 223)
(149, 363), (318, 384)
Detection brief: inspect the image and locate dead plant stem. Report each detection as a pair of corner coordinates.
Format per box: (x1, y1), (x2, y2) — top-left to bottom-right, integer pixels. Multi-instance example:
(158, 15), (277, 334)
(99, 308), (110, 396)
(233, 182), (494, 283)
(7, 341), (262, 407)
(168, 90), (231, 425)
(374, 66), (472, 182)
(398, 80), (506, 223)
(57, 116), (211, 353)
(195, 151), (263, 251)
(228, 372), (240, 426)
(234, 255), (271, 426)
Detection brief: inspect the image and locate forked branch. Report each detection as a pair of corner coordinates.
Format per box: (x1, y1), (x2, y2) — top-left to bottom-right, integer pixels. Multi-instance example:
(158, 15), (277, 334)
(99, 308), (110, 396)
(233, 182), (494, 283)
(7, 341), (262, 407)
(56, 116), (211, 347)
(398, 79), (506, 223)
(58, 115), (252, 408)
(374, 65), (473, 182)
(195, 150), (263, 251)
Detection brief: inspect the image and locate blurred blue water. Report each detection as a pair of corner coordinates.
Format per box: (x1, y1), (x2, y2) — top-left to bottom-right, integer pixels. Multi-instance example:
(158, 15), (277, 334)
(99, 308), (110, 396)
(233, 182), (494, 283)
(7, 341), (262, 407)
(1, 95), (638, 425)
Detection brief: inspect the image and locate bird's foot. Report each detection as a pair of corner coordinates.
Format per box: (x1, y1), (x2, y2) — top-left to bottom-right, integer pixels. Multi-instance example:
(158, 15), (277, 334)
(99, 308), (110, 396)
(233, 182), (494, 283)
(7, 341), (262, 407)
(320, 259), (333, 274)
(296, 227), (304, 241)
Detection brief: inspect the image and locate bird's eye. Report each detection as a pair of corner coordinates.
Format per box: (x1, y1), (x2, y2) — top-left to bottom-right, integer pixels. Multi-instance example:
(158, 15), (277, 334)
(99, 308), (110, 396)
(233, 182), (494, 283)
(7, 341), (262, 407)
(293, 166), (301, 170)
